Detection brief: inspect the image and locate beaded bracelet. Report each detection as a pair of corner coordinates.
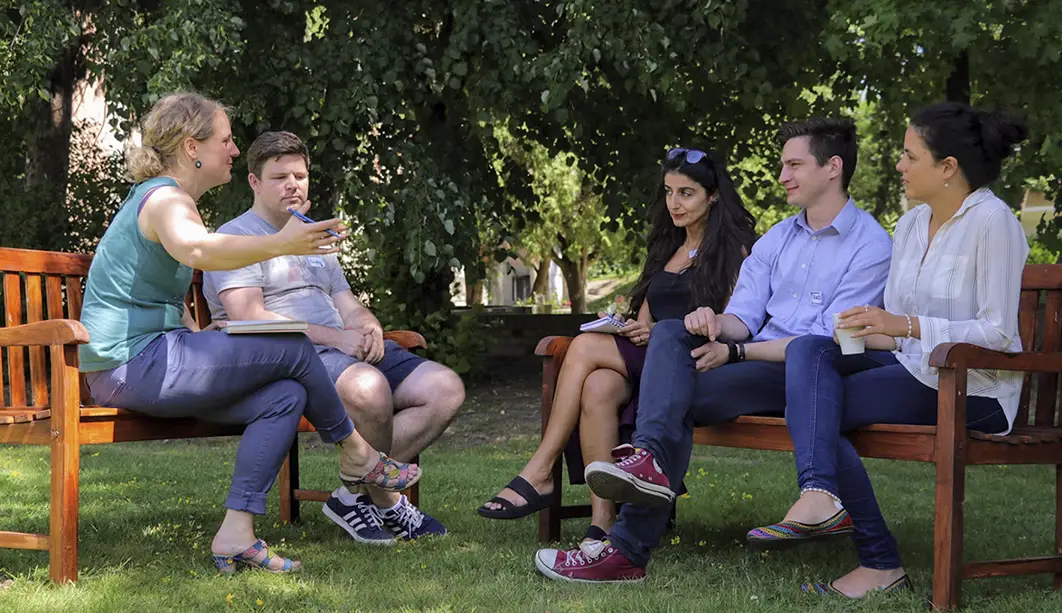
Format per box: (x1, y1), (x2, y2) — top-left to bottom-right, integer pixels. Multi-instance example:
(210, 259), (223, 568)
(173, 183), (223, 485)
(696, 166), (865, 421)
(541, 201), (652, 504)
(904, 314), (913, 339)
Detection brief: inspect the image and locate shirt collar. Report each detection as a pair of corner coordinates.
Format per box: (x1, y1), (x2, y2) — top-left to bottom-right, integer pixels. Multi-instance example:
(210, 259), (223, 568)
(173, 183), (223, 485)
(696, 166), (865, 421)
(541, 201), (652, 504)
(955, 187), (993, 217)
(795, 197), (858, 236)
(914, 187), (994, 221)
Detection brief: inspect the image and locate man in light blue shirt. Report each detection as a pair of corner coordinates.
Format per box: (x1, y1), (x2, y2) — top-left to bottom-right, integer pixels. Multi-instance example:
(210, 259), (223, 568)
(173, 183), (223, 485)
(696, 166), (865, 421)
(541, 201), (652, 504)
(534, 118), (893, 583)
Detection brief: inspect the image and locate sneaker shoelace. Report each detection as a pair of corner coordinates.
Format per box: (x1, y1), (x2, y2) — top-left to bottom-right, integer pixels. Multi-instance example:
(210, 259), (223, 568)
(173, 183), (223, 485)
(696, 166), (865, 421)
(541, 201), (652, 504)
(617, 449), (644, 467)
(364, 503), (385, 528)
(565, 539), (607, 566)
(390, 501), (425, 532)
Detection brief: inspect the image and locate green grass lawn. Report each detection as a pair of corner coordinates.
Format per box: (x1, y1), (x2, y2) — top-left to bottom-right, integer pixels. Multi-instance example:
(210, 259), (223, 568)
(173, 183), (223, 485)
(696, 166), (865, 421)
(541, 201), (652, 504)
(1, 383), (1061, 612)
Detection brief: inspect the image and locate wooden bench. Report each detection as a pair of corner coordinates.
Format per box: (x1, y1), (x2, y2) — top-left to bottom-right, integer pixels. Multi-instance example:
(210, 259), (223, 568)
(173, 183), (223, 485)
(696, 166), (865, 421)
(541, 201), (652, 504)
(535, 264), (1062, 609)
(0, 247), (426, 583)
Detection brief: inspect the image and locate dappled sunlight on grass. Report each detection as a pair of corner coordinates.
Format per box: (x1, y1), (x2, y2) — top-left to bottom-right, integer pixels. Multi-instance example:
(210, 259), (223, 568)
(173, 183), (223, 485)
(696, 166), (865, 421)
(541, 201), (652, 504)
(1, 433), (1061, 611)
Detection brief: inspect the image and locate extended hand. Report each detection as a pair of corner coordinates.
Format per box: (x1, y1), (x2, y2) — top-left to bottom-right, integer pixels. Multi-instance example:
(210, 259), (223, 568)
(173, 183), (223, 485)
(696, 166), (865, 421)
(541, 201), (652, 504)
(275, 201), (347, 256)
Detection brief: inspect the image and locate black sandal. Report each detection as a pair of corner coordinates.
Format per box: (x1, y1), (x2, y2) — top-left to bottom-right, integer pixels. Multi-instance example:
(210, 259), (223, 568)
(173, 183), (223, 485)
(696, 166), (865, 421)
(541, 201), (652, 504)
(476, 476), (556, 519)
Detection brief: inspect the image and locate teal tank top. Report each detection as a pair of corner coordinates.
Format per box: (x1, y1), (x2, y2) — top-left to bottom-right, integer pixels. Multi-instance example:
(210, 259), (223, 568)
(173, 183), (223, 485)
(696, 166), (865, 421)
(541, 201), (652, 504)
(78, 177), (193, 372)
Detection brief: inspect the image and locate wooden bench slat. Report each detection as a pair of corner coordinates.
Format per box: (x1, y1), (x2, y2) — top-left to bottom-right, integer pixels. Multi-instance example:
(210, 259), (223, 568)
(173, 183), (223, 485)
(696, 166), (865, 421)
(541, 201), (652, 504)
(4, 273), (27, 406)
(1015, 290), (1038, 426)
(45, 276), (65, 320)
(0, 408), (51, 420)
(25, 275), (49, 407)
(0, 248), (91, 276)
(0, 531), (49, 551)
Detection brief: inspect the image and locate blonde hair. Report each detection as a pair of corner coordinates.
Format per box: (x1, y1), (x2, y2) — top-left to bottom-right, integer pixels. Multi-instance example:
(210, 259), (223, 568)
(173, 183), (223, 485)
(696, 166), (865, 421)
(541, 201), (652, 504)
(126, 92), (226, 182)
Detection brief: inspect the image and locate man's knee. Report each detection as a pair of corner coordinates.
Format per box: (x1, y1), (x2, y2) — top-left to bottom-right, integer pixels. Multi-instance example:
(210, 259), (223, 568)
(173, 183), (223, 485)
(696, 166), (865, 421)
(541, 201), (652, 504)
(423, 365), (464, 422)
(648, 318), (690, 346)
(785, 334), (835, 362)
(336, 365), (392, 420)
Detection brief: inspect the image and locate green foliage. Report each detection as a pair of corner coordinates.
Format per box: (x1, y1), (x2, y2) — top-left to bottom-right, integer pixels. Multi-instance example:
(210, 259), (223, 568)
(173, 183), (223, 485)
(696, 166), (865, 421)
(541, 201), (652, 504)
(4, 1), (1062, 374)
(1027, 239), (1059, 266)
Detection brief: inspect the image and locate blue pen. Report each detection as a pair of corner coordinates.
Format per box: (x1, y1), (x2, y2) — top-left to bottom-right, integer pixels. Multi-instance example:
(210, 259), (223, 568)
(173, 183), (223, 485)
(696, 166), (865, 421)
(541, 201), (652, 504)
(287, 207), (342, 239)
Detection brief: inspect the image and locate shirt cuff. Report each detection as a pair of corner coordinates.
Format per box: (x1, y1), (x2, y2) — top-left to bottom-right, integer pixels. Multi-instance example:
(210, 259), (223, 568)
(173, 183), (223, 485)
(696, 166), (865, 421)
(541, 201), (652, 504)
(918, 315), (948, 354)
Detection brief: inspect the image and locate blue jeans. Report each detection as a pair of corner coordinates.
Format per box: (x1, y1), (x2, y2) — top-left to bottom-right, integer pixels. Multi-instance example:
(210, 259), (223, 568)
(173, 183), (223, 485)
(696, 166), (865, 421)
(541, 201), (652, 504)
(85, 329), (355, 515)
(784, 335), (1008, 569)
(609, 319), (787, 567)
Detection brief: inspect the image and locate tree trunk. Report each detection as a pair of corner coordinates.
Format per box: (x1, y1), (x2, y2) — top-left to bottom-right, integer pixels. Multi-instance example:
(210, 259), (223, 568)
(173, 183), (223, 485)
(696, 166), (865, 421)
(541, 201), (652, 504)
(466, 279), (483, 306)
(945, 52), (970, 105)
(23, 44), (80, 250)
(555, 253), (588, 313)
(532, 253), (552, 297)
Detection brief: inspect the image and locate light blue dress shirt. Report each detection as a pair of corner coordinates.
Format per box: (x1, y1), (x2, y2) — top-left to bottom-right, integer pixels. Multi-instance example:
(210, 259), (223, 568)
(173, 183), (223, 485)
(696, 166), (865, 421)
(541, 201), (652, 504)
(724, 199), (893, 343)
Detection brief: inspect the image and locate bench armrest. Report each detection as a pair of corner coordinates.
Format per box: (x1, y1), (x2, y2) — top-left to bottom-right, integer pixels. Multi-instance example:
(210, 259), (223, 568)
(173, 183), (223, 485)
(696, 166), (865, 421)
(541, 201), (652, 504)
(535, 335), (574, 357)
(0, 319), (89, 347)
(383, 330), (427, 350)
(929, 342), (1062, 373)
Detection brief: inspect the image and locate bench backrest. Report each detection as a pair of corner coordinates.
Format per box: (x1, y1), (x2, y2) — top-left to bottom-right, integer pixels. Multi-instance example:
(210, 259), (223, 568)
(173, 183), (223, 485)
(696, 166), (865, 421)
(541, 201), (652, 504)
(1016, 265), (1062, 428)
(0, 247), (211, 408)
(2, 247), (1061, 427)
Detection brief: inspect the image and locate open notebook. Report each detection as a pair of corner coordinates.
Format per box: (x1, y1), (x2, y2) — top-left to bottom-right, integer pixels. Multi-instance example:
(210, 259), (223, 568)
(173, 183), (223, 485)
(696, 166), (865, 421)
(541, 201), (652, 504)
(223, 320), (309, 334)
(578, 315), (628, 334)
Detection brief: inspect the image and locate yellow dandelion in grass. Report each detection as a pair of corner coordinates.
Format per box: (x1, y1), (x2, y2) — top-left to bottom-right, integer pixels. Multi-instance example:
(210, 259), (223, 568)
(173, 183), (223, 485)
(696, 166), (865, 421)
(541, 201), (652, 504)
(670, 536), (681, 545)
(225, 593), (235, 604)
(697, 540), (706, 547)
(256, 599), (264, 607)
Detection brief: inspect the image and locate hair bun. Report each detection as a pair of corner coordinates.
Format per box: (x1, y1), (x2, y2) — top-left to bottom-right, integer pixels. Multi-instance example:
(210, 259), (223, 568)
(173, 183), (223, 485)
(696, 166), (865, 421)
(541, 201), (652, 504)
(979, 109), (1028, 163)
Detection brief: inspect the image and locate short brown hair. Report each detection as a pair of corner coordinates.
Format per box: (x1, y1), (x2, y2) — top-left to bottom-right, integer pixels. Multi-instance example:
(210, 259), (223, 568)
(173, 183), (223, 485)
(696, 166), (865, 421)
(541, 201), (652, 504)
(246, 131), (310, 177)
(777, 118), (858, 190)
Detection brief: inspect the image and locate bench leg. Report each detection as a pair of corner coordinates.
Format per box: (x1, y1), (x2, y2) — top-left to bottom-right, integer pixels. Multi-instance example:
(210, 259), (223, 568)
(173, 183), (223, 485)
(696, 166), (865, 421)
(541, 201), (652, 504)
(1055, 464), (1062, 590)
(406, 454), (420, 507)
(538, 456), (563, 543)
(278, 437), (299, 524)
(49, 434), (79, 583)
(49, 345), (80, 583)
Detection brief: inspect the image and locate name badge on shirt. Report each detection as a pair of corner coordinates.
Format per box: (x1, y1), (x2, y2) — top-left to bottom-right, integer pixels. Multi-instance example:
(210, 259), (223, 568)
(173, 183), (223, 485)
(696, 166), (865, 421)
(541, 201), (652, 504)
(810, 291), (824, 305)
(308, 256), (326, 268)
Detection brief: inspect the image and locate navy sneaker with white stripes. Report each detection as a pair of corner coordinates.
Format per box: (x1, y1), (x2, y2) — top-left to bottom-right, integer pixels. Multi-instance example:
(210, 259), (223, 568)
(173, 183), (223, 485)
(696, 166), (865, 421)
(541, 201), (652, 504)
(379, 495), (448, 540)
(322, 490), (396, 545)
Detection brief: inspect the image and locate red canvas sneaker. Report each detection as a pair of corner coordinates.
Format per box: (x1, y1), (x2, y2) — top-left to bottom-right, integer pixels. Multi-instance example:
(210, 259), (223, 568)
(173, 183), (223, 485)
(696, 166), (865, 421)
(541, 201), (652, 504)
(584, 444), (675, 507)
(534, 539), (646, 584)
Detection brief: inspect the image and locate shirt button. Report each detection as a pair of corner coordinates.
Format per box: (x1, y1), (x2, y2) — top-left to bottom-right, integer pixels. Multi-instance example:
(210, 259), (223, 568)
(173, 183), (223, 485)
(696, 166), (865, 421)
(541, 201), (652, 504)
(801, 264), (807, 269)
(792, 293), (799, 299)
(811, 237), (818, 241)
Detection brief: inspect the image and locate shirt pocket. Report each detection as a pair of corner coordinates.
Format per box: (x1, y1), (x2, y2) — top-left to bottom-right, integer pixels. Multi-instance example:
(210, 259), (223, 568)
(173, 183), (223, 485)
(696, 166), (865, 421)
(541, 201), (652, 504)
(930, 255), (970, 300)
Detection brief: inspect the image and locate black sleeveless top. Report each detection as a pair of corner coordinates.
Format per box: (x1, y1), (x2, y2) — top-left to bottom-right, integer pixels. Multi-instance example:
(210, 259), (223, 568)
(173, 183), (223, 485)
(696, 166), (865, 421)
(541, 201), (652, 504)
(646, 268), (695, 322)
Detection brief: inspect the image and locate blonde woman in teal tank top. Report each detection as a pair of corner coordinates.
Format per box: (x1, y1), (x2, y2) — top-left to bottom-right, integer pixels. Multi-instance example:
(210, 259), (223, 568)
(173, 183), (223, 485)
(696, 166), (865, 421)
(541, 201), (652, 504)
(80, 93), (421, 574)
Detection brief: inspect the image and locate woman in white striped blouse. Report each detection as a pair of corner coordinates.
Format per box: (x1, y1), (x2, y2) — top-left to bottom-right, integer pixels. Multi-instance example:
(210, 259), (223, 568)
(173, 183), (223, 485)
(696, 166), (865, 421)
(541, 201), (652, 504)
(746, 102), (1030, 598)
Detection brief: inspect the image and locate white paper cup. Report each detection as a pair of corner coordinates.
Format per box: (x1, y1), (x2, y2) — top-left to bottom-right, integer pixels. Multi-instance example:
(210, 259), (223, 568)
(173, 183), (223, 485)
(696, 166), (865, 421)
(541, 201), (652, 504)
(833, 312), (866, 355)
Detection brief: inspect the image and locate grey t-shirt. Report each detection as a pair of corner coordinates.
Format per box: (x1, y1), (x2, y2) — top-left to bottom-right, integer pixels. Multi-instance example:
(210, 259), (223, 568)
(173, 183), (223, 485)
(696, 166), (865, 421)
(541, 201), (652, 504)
(203, 210), (350, 329)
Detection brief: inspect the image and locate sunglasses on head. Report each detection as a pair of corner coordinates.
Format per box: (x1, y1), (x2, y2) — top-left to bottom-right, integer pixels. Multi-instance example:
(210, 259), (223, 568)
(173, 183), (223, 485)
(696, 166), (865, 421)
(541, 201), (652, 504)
(666, 147), (709, 165)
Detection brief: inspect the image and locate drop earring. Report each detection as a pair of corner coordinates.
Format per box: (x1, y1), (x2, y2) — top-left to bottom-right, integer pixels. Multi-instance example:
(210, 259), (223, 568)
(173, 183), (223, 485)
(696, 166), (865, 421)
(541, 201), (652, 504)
(194, 160), (202, 169)
(944, 181), (949, 188)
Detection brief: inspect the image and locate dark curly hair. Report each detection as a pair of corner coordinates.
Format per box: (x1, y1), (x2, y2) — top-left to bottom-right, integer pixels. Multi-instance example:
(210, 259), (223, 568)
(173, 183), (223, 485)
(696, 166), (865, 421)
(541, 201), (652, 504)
(627, 149), (758, 319)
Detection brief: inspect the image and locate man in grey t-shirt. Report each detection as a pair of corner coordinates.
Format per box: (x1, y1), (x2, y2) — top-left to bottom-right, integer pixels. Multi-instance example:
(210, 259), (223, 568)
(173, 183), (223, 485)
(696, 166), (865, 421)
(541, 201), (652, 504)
(204, 132), (463, 543)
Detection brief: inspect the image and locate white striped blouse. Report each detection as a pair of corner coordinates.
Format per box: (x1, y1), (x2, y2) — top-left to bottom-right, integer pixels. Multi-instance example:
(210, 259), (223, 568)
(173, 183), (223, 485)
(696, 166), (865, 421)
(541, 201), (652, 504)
(886, 188), (1030, 434)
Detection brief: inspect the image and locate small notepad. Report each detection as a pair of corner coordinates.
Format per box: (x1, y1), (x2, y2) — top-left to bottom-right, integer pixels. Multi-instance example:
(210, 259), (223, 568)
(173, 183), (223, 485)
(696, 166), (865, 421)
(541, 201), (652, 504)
(223, 320), (309, 334)
(579, 315), (628, 334)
